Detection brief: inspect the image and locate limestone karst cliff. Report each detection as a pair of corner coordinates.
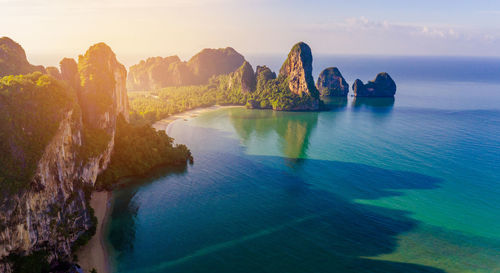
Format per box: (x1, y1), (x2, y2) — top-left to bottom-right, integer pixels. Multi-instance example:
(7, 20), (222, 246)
(0, 39), (129, 272)
(0, 37), (45, 77)
(353, 72), (397, 97)
(127, 47), (245, 91)
(316, 67), (349, 97)
(279, 42), (319, 99)
(209, 42), (321, 111)
(60, 58), (80, 92)
(227, 61), (256, 94)
(272, 42), (320, 110)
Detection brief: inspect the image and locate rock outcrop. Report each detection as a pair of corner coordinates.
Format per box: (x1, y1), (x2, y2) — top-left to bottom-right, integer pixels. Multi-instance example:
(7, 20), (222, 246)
(0, 37), (45, 77)
(279, 42), (319, 99)
(60, 58), (80, 92)
(0, 40), (129, 271)
(255, 65), (276, 82)
(45, 66), (62, 80)
(127, 47), (245, 90)
(353, 72), (396, 97)
(78, 42), (129, 127)
(227, 61), (256, 93)
(316, 67), (349, 96)
(244, 43), (322, 111)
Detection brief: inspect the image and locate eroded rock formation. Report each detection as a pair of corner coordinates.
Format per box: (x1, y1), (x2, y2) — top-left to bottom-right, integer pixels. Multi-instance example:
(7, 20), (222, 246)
(279, 42), (319, 98)
(0, 37), (45, 77)
(60, 58), (80, 91)
(0, 40), (129, 271)
(353, 72), (397, 97)
(316, 67), (349, 97)
(227, 61), (256, 93)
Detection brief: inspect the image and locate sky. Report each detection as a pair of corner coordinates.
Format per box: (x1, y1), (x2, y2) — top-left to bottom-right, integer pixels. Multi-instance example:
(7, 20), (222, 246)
(2, 0), (500, 67)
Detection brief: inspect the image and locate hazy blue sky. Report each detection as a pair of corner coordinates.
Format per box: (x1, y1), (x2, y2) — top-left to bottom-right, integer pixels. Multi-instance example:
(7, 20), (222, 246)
(2, 0), (500, 66)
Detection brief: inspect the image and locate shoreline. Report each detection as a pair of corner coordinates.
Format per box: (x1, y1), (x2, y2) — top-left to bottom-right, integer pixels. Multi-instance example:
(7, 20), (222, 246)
(152, 105), (243, 132)
(76, 105), (240, 273)
(76, 191), (112, 273)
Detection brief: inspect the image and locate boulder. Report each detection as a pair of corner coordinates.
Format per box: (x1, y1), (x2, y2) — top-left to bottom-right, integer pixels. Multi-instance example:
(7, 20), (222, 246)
(316, 67), (349, 96)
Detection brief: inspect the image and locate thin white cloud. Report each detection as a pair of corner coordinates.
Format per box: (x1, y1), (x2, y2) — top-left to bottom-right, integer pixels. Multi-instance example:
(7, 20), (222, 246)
(309, 17), (500, 42)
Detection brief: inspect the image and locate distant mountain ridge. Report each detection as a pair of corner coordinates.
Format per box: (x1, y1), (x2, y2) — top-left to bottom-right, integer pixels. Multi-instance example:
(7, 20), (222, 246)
(127, 47), (245, 90)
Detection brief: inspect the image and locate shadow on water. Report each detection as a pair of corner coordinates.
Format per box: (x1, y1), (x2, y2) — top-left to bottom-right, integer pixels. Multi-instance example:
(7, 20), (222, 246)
(351, 97), (395, 113)
(321, 96), (348, 111)
(109, 107), (447, 273)
(108, 164), (188, 253)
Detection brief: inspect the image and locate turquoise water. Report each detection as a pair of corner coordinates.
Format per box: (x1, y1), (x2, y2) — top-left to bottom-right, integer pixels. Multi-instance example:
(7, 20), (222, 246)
(108, 58), (500, 273)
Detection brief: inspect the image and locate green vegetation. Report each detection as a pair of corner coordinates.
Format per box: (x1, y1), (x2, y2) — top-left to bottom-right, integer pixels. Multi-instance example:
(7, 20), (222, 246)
(96, 115), (193, 189)
(129, 85), (217, 125)
(78, 127), (112, 163)
(0, 72), (78, 193)
(77, 43), (116, 115)
(129, 73), (317, 125)
(0, 37), (45, 77)
(7, 250), (50, 273)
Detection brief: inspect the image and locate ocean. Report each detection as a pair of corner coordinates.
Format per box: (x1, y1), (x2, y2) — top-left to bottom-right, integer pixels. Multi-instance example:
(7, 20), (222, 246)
(106, 56), (500, 273)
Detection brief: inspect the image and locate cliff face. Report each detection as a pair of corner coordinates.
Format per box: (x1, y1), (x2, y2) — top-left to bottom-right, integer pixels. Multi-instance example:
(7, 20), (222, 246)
(273, 42), (320, 111)
(279, 42), (319, 99)
(0, 37), (45, 77)
(0, 111), (90, 264)
(60, 58), (80, 92)
(316, 67), (349, 97)
(127, 47), (245, 91)
(78, 42), (129, 128)
(0, 40), (129, 271)
(227, 61), (256, 93)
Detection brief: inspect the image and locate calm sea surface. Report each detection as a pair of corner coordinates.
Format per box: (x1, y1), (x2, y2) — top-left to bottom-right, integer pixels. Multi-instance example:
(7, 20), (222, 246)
(107, 56), (500, 273)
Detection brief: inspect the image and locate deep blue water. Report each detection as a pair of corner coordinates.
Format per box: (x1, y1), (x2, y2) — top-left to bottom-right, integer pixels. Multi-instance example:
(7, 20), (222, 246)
(107, 56), (500, 273)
